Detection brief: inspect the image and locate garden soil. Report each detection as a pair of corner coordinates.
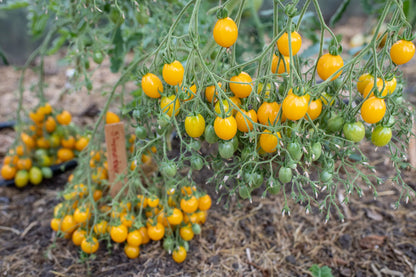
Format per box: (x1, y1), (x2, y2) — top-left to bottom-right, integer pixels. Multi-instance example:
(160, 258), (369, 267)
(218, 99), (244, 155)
(1, 17), (416, 276)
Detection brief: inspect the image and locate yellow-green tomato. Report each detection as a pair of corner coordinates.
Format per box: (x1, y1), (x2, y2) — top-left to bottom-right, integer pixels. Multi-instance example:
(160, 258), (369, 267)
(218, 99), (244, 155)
(185, 114), (206, 138)
(160, 95), (180, 117)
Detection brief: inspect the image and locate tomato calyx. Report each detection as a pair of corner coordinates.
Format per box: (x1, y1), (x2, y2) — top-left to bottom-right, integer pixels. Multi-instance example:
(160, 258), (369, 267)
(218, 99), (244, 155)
(216, 7), (228, 19)
(328, 38), (343, 56)
(284, 4), (297, 18)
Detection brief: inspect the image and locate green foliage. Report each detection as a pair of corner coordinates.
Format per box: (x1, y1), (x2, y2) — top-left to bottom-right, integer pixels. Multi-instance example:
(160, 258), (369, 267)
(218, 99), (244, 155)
(309, 264), (334, 277)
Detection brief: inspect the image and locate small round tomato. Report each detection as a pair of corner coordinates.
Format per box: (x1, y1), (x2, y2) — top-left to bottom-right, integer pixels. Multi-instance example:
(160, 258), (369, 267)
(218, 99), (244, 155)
(371, 126), (392, 147)
(278, 167), (292, 184)
(257, 82), (272, 100)
(61, 136), (75, 149)
(180, 225), (194, 241)
(61, 214), (77, 233)
(81, 237), (99, 254)
(390, 39), (415, 65)
(167, 208), (183, 225)
(56, 110), (72, 125)
(204, 125), (218, 144)
(238, 185), (251, 199)
(305, 98), (322, 120)
(218, 140), (234, 159)
(45, 116), (56, 133)
(147, 197), (160, 208)
(124, 244), (140, 259)
(183, 84), (197, 102)
(161, 161), (177, 177)
(127, 230), (143, 247)
(163, 60), (184, 86)
(271, 54), (290, 74)
(57, 148), (74, 162)
(172, 246), (187, 263)
(93, 220), (108, 236)
(29, 167), (43, 185)
(14, 170), (29, 188)
(190, 155), (204, 171)
(180, 195), (199, 214)
(230, 72), (252, 98)
(257, 102), (281, 125)
(74, 206), (90, 223)
(106, 111), (120, 124)
(236, 109), (257, 132)
(72, 229), (87, 246)
(282, 90), (309, 121)
(317, 53), (343, 81)
(229, 96), (242, 115)
(21, 133), (35, 149)
(142, 73), (163, 98)
(360, 97), (386, 124)
(135, 126), (147, 139)
(326, 114), (345, 133)
(259, 129), (281, 153)
(147, 222), (165, 241)
(213, 17), (238, 48)
(205, 83), (221, 103)
(363, 78), (387, 98)
(386, 76), (397, 95)
(75, 137), (89, 151)
(198, 194), (212, 211)
(1, 164), (16, 180)
(110, 224), (128, 243)
(277, 31), (302, 56)
(357, 73), (373, 94)
(50, 218), (61, 232)
(139, 227), (150, 244)
(287, 141), (303, 161)
(93, 51), (104, 64)
(160, 95), (180, 117)
(214, 100), (230, 116)
(213, 116), (237, 140)
(343, 122), (365, 142)
(311, 142), (322, 161)
(320, 170), (333, 183)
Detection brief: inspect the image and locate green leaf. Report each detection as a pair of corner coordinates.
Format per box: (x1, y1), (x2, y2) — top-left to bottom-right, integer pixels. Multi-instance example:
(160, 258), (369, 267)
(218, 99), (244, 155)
(329, 0), (350, 27)
(309, 264), (333, 277)
(0, 0), (29, 10)
(109, 27), (125, 73)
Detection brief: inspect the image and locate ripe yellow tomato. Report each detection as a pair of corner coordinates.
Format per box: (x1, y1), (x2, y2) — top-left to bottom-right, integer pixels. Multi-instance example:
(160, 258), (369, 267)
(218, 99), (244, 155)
(229, 72), (253, 98)
(316, 53), (343, 81)
(213, 17), (238, 48)
(141, 73), (163, 98)
(259, 129), (281, 153)
(162, 60), (184, 86)
(160, 95), (180, 117)
(357, 73), (373, 94)
(235, 109), (257, 132)
(81, 237), (99, 254)
(305, 99), (322, 120)
(106, 111), (120, 124)
(390, 39), (415, 65)
(205, 83), (221, 103)
(213, 116), (237, 140)
(185, 114), (206, 138)
(271, 54), (290, 74)
(282, 91), (309, 121)
(361, 97), (386, 124)
(277, 31), (302, 56)
(257, 101), (282, 125)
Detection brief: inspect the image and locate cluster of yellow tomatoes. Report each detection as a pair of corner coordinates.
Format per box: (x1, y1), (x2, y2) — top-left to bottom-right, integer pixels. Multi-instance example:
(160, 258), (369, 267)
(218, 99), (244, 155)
(139, 14), (415, 158)
(0, 103), (88, 187)
(50, 114), (212, 263)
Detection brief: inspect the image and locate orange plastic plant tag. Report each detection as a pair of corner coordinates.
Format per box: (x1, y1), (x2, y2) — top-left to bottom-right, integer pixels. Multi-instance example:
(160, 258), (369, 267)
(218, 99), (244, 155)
(104, 122), (128, 198)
